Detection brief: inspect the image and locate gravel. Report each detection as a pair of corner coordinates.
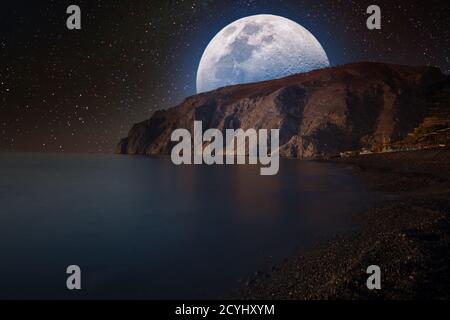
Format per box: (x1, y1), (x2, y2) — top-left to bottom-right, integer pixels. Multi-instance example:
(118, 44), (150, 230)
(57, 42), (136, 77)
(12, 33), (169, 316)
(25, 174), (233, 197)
(237, 148), (450, 300)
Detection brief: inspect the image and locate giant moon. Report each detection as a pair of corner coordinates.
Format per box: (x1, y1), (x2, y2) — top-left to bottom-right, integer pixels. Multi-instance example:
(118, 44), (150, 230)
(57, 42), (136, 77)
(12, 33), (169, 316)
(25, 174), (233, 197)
(196, 14), (330, 93)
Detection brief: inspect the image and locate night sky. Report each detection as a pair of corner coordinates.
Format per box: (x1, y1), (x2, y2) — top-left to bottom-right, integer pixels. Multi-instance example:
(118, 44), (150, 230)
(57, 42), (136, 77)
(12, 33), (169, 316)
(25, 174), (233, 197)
(1, 0), (449, 153)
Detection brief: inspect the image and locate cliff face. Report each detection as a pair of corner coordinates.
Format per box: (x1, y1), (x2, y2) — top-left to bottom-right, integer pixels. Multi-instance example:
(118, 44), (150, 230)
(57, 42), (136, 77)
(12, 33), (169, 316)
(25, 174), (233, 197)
(116, 62), (449, 158)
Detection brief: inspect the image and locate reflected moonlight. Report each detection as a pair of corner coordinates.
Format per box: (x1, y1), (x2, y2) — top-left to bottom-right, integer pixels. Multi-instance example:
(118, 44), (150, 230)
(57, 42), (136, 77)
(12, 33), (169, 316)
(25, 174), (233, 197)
(196, 14), (330, 93)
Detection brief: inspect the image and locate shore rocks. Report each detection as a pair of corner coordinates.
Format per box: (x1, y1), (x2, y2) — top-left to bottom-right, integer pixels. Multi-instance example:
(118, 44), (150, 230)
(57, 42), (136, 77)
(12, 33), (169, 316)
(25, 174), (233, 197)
(236, 148), (450, 300)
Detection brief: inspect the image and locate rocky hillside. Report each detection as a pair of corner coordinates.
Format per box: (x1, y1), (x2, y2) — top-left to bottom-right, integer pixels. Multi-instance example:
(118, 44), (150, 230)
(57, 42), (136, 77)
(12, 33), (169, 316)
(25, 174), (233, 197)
(116, 62), (449, 159)
(392, 80), (450, 150)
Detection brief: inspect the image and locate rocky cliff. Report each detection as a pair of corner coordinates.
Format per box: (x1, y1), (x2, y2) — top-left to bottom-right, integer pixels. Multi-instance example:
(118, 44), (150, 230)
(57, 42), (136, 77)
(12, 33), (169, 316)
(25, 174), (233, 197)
(116, 62), (449, 158)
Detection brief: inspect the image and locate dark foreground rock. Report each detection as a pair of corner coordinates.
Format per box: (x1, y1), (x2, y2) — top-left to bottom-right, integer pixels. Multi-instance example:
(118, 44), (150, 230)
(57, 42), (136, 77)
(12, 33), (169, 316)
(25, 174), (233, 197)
(237, 148), (450, 300)
(117, 62), (449, 159)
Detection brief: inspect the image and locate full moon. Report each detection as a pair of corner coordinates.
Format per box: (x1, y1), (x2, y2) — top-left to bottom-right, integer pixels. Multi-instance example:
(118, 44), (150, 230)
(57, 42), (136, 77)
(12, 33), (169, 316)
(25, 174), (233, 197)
(196, 14), (330, 93)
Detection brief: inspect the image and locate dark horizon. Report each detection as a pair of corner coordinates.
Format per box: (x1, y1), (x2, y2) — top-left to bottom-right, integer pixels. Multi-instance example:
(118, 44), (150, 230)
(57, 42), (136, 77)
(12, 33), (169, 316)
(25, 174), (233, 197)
(2, 59), (448, 155)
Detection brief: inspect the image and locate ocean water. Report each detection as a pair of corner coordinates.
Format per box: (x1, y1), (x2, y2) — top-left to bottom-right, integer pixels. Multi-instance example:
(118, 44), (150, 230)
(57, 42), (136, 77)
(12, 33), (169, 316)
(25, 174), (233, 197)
(0, 153), (371, 299)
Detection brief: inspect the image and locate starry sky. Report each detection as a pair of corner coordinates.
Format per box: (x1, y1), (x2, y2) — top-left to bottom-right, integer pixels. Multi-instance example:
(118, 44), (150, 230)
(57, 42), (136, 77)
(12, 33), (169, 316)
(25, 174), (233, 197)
(1, 0), (449, 153)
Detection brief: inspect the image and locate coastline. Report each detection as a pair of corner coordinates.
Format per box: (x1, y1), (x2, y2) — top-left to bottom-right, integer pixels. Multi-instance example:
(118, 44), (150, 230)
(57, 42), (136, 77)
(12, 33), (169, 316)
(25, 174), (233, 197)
(237, 148), (450, 299)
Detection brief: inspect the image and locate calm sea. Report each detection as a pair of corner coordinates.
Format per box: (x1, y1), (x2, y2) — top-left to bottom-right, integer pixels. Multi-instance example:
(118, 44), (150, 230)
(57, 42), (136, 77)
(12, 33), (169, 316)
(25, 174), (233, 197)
(0, 153), (371, 299)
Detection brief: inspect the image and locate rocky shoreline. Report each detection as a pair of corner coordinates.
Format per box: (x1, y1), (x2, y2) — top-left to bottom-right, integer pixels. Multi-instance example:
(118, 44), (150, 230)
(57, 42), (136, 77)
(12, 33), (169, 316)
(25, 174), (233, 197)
(237, 148), (450, 300)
